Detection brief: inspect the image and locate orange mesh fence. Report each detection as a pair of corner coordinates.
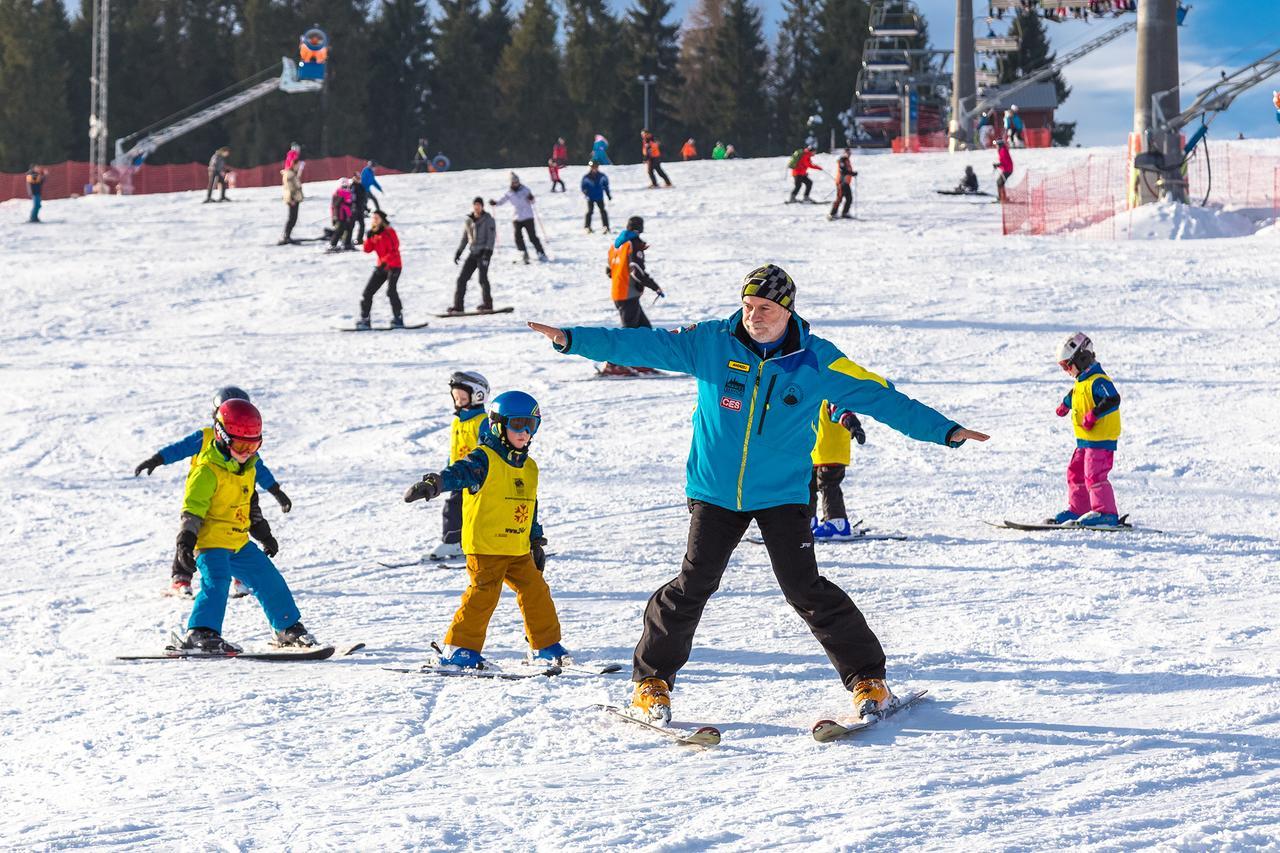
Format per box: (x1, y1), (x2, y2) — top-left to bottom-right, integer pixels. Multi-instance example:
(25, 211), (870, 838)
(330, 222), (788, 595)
(2, 156), (397, 203)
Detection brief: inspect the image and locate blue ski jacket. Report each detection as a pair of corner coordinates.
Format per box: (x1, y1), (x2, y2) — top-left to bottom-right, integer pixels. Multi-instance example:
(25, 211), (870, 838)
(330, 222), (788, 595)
(591, 139), (611, 165)
(581, 171), (610, 201)
(158, 429), (278, 490)
(554, 312), (965, 511)
(360, 165), (383, 193)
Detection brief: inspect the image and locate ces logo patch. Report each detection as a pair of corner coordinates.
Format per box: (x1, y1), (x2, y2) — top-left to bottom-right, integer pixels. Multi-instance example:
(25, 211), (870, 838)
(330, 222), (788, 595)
(720, 396), (742, 411)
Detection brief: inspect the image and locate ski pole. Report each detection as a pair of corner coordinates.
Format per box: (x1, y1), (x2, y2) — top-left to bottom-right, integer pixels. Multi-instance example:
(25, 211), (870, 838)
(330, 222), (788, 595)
(533, 202), (550, 248)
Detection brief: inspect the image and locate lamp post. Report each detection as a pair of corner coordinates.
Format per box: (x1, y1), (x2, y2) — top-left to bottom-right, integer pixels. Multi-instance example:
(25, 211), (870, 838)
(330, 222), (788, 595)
(637, 74), (657, 130)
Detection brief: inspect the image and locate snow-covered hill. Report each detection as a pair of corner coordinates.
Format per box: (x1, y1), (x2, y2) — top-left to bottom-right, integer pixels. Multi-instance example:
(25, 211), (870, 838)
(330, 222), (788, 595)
(2, 143), (1278, 849)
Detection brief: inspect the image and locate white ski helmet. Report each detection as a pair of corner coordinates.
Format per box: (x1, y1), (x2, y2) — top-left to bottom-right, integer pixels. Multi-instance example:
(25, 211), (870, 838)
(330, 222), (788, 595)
(448, 370), (490, 406)
(1058, 332), (1094, 370)
(1010, 104), (1020, 113)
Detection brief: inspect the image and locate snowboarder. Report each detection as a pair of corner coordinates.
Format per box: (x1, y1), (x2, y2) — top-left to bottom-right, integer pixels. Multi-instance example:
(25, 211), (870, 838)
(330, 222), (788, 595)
(591, 134), (611, 165)
(328, 178), (356, 252)
(600, 215), (665, 377)
(133, 386), (292, 598)
(956, 165), (980, 194)
(1003, 105), (1025, 148)
(205, 146), (231, 203)
(284, 142), (302, 173)
(581, 161), (612, 234)
(809, 401), (865, 540)
(681, 138), (697, 160)
(279, 162), (303, 245)
(1047, 332), (1122, 527)
(641, 130), (673, 188)
(350, 171), (370, 244)
(788, 145), (822, 203)
(360, 160), (384, 212)
(527, 264), (989, 723)
(451, 197), (496, 314)
(491, 173), (547, 264)
(355, 211), (404, 330)
(175, 398), (319, 652)
(828, 148), (857, 220)
(426, 371), (491, 561)
(994, 139), (1014, 203)
(403, 391), (568, 668)
(25, 165), (45, 223)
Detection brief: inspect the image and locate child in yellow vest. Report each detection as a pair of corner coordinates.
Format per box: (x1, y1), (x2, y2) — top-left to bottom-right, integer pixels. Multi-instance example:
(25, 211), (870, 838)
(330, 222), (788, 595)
(809, 400), (866, 540)
(177, 399), (318, 652)
(403, 390), (567, 668)
(1049, 332), (1122, 527)
(427, 371), (490, 561)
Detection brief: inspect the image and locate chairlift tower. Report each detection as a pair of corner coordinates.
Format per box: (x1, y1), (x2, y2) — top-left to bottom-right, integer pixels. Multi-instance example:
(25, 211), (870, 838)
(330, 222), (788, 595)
(88, 0), (109, 192)
(1132, 0), (1182, 203)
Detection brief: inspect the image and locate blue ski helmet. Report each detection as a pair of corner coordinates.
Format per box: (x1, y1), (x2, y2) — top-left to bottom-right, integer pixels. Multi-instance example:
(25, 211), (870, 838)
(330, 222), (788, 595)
(489, 391), (541, 450)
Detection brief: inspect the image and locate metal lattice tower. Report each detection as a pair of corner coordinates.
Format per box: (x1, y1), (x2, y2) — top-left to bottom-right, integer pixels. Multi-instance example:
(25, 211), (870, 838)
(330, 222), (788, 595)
(88, 0), (109, 192)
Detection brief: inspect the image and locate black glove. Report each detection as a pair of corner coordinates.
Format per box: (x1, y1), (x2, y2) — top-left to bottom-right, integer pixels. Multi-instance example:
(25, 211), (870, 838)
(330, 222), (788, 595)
(454, 254), (461, 264)
(404, 473), (443, 503)
(135, 454), (163, 477)
(175, 530), (197, 575)
(532, 537), (547, 573)
(268, 484), (292, 513)
(839, 411), (866, 445)
(250, 519), (279, 557)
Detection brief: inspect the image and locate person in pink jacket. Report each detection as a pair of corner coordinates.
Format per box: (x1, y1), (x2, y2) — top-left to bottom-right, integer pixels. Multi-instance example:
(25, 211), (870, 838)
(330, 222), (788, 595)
(994, 139), (1014, 202)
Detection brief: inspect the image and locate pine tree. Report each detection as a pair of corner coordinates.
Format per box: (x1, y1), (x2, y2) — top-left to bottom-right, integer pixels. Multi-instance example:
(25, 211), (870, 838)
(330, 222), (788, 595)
(1001, 9), (1074, 145)
(617, 0), (681, 162)
(366, 0), (433, 169)
(705, 0), (768, 155)
(226, 0), (294, 168)
(299, 0), (373, 159)
(814, 0), (870, 149)
(431, 0), (490, 168)
(770, 0), (821, 152)
(0, 0), (74, 169)
(563, 0), (622, 157)
(675, 0), (725, 148)
(493, 0), (568, 166)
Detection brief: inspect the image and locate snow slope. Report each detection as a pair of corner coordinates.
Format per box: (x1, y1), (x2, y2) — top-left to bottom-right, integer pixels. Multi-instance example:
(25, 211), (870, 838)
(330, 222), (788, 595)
(2, 142), (1279, 850)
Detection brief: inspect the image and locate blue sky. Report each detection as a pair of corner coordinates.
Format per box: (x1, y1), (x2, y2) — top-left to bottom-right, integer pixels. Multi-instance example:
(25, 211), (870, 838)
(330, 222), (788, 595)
(657, 0), (1280, 146)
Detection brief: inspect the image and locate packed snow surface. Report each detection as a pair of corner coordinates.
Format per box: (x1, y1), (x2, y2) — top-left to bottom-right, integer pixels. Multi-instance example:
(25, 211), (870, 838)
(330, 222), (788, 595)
(1113, 199), (1262, 240)
(3, 142), (1279, 850)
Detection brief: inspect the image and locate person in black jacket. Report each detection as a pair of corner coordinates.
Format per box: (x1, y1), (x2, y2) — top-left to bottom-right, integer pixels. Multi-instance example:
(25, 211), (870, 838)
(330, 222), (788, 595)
(350, 172), (370, 244)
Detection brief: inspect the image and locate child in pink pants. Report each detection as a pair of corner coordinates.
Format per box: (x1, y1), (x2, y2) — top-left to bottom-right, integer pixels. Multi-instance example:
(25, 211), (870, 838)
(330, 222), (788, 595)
(1049, 332), (1122, 527)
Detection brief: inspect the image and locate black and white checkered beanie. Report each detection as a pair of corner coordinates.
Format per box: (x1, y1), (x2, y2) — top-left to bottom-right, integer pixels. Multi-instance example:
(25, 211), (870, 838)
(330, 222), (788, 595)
(741, 264), (796, 310)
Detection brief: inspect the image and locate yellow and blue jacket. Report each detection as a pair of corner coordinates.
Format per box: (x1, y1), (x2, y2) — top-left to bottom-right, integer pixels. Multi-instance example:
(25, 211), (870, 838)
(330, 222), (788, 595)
(449, 406), (486, 464)
(1063, 362), (1121, 450)
(158, 427), (277, 489)
(441, 424), (543, 555)
(181, 439), (258, 551)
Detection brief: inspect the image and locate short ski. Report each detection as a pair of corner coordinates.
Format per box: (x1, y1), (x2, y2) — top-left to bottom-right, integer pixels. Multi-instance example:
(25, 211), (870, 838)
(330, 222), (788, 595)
(588, 369), (681, 381)
(523, 661), (623, 676)
(337, 322), (430, 332)
(376, 556), (465, 570)
(383, 663), (559, 680)
(118, 645), (337, 662)
(985, 514), (1135, 532)
(433, 307), (515, 318)
(595, 705), (721, 748)
(812, 689), (928, 743)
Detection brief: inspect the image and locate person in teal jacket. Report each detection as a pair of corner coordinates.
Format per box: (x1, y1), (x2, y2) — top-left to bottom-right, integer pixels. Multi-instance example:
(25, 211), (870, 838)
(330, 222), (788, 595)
(528, 264), (988, 724)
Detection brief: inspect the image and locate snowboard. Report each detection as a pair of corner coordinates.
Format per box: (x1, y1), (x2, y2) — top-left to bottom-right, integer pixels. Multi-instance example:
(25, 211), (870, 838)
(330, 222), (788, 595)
(433, 307), (515, 318)
(936, 189), (992, 197)
(594, 704), (721, 748)
(984, 514), (1135, 532)
(337, 321), (430, 332)
(812, 689), (928, 743)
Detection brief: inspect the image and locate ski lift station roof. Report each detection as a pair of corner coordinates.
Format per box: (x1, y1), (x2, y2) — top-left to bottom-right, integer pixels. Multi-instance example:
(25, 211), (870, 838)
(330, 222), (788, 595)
(981, 81), (1058, 111)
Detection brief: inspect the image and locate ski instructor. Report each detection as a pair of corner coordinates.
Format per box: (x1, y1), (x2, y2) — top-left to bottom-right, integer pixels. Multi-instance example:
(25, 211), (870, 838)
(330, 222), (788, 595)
(527, 264), (988, 724)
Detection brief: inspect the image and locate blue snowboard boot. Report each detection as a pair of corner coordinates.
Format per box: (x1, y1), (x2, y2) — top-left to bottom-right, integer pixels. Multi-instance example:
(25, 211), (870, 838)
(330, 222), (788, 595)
(814, 518), (858, 541)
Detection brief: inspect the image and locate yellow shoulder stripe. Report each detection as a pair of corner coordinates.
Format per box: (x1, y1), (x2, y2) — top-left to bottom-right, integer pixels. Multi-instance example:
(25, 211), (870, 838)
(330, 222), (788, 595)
(828, 357), (888, 388)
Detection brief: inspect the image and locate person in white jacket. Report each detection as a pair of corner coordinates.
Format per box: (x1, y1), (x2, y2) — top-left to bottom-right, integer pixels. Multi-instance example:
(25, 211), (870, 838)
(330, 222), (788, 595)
(490, 173), (547, 264)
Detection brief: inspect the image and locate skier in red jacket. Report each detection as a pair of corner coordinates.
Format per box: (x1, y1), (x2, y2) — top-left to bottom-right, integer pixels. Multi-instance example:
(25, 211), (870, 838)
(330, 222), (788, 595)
(788, 146), (823, 203)
(355, 211), (405, 330)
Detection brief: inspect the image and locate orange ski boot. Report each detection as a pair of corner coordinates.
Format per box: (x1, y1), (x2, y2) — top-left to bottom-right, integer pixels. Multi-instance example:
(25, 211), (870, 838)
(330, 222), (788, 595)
(630, 676), (672, 724)
(852, 678), (898, 719)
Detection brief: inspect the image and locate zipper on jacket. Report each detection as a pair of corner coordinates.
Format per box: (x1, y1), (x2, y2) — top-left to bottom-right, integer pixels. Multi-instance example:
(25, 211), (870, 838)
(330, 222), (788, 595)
(756, 375), (778, 436)
(736, 362), (765, 510)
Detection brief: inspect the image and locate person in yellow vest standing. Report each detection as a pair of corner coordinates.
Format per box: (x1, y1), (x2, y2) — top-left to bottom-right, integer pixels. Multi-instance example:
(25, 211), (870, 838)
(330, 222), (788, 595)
(1049, 332), (1122, 527)
(177, 399), (318, 652)
(809, 400), (866, 540)
(134, 386), (291, 598)
(427, 371), (491, 561)
(403, 391), (569, 668)
(599, 216), (665, 377)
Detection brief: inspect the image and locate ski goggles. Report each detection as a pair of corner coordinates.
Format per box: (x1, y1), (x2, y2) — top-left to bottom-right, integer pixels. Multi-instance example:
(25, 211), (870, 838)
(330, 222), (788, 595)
(504, 416), (540, 435)
(227, 436), (262, 456)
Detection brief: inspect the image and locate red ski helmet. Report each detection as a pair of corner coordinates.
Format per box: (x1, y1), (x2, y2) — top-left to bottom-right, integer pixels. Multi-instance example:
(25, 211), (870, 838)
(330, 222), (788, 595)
(214, 398), (263, 457)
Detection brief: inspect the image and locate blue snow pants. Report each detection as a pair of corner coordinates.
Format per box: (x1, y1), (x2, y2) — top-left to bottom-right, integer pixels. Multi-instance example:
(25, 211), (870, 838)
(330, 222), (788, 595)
(188, 541), (301, 634)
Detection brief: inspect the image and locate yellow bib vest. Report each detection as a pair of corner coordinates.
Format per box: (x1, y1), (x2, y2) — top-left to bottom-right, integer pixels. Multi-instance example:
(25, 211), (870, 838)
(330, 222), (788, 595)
(810, 400), (852, 466)
(1071, 372), (1122, 443)
(188, 427), (216, 470)
(183, 442), (257, 551)
(450, 414), (484, 464)
(462, 445), (538, 556)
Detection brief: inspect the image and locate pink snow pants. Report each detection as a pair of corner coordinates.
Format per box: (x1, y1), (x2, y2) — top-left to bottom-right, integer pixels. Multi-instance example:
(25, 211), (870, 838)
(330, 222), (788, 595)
(1067, 447), (1117, 515)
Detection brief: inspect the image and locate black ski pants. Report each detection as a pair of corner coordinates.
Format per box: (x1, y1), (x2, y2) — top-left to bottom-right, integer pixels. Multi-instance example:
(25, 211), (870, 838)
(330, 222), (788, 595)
(454, 250), (493, 310)
(791, 174), (813, 201)
(206, 172), (228, 201)
(633, 499), (886, 690)
(585, 199), (609, 230)
(830, 183), (853, 218)
(354, 210), (367, 244)
(808, 464), (848, 522)
(283, 203), (299, 240)
(615, 297), (651, 329)
(360, 266), (402, 319)
(647, 158), (672, 187)
(330, 216), (354, 249)
(513, 219), (544, 256)
(442, 489), (462, 544)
